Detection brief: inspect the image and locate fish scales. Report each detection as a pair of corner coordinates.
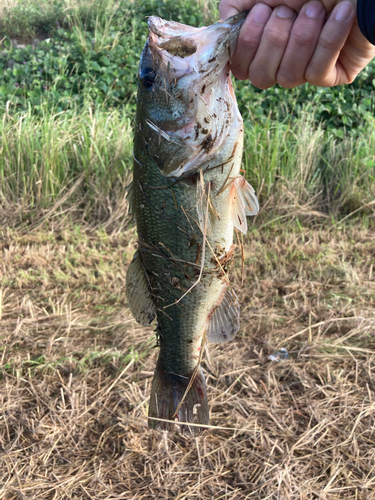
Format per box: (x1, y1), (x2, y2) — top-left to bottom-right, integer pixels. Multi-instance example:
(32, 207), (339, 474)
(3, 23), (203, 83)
(126, 13), (259, 435)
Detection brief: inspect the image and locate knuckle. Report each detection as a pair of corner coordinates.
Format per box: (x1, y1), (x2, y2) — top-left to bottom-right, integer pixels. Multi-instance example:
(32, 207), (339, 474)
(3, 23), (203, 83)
(230, 55), (251, 81)
(276, 70), (295, 88)
(292, 28), (317, 49)
(251, 80), (273, 90)
(238, 34), (261, 53)
(304, 68), (330, 87)
(263, 26), (290, 48)
(232, 66), (250, 81)
(317, 35), (337, 52)
(277, 73), (305, 88)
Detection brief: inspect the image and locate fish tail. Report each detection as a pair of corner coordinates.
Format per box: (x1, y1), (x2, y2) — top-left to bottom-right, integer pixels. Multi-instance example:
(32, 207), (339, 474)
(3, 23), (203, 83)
(148, 358), (209, 436)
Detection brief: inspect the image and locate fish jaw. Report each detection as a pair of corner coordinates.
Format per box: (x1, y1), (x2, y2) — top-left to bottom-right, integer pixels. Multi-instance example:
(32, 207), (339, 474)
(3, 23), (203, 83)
(136, 14), (246, 178)
(147, 13), (246, 84)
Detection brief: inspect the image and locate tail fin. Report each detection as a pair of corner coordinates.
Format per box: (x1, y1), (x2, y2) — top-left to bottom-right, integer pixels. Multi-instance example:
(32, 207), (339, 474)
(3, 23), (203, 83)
(148, 359), (209, 436)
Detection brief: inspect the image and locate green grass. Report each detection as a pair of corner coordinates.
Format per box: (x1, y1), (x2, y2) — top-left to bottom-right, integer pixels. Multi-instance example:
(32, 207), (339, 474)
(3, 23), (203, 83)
(243, 108), (375, 215)
(0, 0), (373, 225)
(0, 103), (373, 226)
(0, 104), (133, 221)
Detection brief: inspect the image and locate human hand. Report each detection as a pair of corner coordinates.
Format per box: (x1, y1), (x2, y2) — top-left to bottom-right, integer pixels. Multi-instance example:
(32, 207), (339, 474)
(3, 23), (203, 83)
(220, 0), (375, 88)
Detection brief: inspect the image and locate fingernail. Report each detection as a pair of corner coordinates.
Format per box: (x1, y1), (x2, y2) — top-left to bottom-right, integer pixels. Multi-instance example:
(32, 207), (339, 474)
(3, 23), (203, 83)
(335, 1), (354, 21)
(276, 5), (294, 19)
(305, 1), (323, 19)
(254, 4), (270, 24)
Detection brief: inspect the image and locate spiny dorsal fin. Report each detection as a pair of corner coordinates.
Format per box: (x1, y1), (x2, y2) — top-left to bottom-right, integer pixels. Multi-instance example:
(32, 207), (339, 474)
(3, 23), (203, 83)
(126, 249), (156, 326)
(230, 176), (259, 233)
(206, 286), (240, 343)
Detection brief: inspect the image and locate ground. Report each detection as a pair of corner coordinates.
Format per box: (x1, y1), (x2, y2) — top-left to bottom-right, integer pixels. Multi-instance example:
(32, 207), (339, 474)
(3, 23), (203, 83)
(1, 217), (375, 499)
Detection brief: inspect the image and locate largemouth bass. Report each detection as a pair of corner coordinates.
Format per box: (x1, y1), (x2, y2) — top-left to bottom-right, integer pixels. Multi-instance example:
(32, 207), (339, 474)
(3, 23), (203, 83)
(126, 13), (259, 435)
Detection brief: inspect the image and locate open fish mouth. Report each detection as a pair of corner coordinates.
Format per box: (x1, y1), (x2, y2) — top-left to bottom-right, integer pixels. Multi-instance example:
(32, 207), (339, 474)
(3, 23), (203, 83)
(147, 13), (246, 83)
(137, 13), (247, 178)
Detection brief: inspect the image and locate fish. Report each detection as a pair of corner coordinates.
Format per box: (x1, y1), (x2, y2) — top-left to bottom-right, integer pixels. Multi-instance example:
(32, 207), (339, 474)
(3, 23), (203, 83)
(126, 12), (259, 435)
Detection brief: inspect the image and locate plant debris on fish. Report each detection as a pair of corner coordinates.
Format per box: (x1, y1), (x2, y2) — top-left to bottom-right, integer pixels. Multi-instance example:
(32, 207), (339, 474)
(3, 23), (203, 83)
(126, 13), (259, 436)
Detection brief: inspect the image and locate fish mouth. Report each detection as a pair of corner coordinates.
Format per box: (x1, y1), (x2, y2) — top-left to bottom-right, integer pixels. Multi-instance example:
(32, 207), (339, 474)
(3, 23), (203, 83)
(146, 13), (246, 83)
(139, 14), (246, 178)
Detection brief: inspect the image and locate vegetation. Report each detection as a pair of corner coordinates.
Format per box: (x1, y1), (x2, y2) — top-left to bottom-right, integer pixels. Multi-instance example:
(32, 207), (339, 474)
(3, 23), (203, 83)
(1, 220), (375, 498)
(0, 0), (373, 225)
(1, 2), (374, 497)
(0, 0), (374, 131)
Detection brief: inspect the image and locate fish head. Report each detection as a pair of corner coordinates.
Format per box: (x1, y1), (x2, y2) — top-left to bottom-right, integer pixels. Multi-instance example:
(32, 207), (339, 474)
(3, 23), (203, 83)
(136, 13), (246, 177)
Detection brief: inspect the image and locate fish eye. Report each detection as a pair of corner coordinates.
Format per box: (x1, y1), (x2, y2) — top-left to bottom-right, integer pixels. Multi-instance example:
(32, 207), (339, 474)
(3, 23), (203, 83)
(140, 67), (156, 89)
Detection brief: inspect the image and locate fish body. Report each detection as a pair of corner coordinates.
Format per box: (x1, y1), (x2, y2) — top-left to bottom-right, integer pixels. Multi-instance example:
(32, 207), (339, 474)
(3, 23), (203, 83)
(126, 13), (259, 435)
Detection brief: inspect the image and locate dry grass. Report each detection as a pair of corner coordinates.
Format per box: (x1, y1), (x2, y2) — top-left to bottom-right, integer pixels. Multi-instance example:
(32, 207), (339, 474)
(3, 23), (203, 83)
(1, 217), (375, 499)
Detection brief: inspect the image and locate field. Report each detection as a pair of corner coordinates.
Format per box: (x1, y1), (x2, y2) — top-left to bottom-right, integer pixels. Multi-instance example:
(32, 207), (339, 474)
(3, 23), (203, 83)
(1, 0), (375, 499)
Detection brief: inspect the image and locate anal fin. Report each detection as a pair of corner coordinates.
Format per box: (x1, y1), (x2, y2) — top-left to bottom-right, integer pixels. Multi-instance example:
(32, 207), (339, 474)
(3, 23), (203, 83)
(230, 176), (259, 233)
(126, 249), (156, 326)
(206, 286), (240, 343)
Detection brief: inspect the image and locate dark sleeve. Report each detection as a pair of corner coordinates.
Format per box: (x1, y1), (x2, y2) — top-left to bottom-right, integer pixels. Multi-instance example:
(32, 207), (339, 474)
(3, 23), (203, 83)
(357, 0), (375, 45)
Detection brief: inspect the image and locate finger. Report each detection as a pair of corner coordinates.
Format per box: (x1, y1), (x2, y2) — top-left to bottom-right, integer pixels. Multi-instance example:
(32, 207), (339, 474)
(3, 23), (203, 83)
(304, 0), (355, 86)
(276, 1), (326, 88)
(248, 6), (297, 89)
(230, 4), (272, 80)
(219, 0), (308, 19)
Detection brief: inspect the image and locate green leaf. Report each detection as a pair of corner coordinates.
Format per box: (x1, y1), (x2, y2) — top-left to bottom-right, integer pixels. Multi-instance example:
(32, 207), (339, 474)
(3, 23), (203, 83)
(97, 81), (108, 93)
(91, 61), (101, 71)
(99, 55), (110, 66)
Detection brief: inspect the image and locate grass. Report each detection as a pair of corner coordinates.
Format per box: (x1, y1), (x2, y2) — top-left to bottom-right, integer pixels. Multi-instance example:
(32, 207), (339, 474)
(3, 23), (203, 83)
(0, 105), (134, 226)
(0, 104), (374, 228)
(1, 219), (375, 498)
(0, 0), (374, 497)
(0, 0), (373, 224)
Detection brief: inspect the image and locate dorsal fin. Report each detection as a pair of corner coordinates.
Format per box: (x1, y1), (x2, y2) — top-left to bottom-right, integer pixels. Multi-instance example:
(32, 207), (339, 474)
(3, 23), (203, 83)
(126, 249), (156, 326)
(206, 286), (240, 343)
(229, 176), (259, 233)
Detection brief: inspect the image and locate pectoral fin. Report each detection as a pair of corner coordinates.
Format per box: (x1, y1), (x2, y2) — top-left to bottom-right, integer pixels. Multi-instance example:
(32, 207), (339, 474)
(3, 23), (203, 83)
(206, 286), (240, 343)
(230, 176), (259, 233)
(126, 249), (156, 326)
